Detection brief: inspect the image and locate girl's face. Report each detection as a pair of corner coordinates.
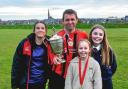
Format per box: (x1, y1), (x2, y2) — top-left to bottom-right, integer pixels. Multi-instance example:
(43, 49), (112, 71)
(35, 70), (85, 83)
(91, 28), (104, 46)
(78, 41), (90, 59)
(34, 23), (46, 38)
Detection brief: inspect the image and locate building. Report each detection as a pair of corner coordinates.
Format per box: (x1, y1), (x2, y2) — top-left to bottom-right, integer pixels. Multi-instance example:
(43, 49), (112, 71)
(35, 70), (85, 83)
(125, 15), (128, 23)
(43, 9), (60, 24)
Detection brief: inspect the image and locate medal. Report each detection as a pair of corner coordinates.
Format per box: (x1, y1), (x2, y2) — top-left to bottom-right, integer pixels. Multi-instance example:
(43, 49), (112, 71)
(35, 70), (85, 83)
(79, 55), (89, 88)
(79, 86), (83, 89)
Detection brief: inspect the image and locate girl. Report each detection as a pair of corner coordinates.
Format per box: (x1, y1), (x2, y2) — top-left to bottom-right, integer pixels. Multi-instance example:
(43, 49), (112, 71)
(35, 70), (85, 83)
(89, 24), (117, 89)
(11, 21), (50, 89)
(65, 39), (102, 89)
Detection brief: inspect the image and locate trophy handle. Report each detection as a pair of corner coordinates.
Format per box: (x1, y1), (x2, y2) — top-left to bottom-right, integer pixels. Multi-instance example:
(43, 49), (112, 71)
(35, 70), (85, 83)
(57, 54), (65, 63)
(51, 22), (57, 36)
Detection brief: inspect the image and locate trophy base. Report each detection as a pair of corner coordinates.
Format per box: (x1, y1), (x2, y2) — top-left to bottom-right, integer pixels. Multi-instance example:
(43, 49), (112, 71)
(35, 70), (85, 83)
(61, 59), (66, 63)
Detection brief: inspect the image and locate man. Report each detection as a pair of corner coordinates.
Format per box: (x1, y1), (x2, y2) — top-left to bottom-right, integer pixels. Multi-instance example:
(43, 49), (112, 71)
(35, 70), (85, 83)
(49, 9), (88, 89)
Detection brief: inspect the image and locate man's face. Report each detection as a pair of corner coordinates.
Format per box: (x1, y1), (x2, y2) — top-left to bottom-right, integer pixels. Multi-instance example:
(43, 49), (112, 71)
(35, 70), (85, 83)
(63, 14), (78, 32)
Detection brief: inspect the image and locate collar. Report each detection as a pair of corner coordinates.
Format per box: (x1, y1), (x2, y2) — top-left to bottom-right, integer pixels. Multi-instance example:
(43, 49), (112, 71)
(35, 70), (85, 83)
(64, 28), (77, 34)
(92, 44), (101, 51)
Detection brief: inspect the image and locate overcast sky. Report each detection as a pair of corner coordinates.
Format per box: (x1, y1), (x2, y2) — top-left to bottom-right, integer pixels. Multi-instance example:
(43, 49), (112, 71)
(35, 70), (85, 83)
(0, 0), (128, 20)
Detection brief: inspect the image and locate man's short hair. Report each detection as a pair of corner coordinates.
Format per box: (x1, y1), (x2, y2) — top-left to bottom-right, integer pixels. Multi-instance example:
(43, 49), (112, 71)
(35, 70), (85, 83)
(62, 9), (78, 21)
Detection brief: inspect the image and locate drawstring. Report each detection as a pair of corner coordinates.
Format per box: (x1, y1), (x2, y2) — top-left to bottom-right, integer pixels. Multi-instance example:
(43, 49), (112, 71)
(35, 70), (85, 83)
(26, 56), (31, 89)
(72, 33), (77, 59)
(65, 34), (69, 54)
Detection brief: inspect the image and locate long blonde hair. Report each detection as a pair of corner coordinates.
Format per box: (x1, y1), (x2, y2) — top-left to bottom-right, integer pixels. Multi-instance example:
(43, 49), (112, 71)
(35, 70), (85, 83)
(89, 24), (110, 65)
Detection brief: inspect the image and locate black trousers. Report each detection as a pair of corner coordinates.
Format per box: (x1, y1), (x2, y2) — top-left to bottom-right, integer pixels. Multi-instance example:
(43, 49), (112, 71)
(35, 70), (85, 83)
(103, 79), (113, 89)
(48, 72), (65, 89)
(19, 83), (46, 89)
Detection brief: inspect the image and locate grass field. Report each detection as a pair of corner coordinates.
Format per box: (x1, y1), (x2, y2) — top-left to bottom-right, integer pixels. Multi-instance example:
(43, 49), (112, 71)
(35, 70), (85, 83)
(0, 28), (128, 89)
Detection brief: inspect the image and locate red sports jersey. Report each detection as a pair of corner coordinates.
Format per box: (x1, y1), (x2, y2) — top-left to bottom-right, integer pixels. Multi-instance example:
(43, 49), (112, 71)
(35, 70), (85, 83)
(50, 29), (88, 78)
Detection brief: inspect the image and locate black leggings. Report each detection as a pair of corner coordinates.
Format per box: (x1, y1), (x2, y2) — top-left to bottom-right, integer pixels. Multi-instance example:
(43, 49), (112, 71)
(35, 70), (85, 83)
(48, 72), (65, 89)
(103, 79), (113, 89)
(19, 83), (46, 89)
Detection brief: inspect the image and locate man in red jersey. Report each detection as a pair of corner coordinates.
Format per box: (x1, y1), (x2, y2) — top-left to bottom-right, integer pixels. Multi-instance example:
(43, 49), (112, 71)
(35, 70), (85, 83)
(49, 9), (88, 89)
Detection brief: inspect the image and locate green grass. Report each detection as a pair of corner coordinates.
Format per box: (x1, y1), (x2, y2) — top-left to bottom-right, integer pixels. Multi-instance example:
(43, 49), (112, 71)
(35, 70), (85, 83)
(0, 28), (128, 89)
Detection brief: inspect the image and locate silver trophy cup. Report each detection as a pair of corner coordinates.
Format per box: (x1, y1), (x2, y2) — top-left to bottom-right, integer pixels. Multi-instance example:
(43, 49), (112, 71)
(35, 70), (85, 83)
(49, 34), (65, 63)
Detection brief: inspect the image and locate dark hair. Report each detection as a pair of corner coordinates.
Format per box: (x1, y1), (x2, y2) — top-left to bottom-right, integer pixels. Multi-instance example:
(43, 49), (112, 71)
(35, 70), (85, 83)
(33, 21), (47, 32)
(62, 9), (78, 21)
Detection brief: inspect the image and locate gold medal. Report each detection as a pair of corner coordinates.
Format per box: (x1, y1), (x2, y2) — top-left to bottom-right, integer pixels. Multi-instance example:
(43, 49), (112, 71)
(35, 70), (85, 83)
(79, 86), (83, 89)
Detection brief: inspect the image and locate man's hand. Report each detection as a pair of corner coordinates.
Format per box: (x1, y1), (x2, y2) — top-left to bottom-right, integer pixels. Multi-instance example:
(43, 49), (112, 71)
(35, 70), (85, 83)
(53, 55), (64, 65)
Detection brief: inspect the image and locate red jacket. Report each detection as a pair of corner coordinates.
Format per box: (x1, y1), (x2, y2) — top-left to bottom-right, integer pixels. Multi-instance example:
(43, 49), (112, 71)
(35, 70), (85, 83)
(49, 29), (88, 78)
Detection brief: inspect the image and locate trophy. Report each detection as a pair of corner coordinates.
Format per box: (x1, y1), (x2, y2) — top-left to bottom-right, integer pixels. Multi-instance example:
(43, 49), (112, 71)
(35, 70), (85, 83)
(49, 34), (65, 63)
(49, 21), (65, 63)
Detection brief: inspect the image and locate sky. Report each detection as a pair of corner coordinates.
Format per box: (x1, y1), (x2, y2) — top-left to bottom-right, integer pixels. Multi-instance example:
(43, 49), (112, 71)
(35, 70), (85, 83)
(0, 0), (128, 20)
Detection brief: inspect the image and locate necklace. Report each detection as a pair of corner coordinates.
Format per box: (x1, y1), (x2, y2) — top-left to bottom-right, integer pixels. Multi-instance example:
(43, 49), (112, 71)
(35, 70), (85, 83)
(78, 55), (89, 89)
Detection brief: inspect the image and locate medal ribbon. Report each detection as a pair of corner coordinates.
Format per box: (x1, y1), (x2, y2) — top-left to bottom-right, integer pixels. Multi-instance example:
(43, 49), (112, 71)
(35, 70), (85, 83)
(79, 55), (89, 86)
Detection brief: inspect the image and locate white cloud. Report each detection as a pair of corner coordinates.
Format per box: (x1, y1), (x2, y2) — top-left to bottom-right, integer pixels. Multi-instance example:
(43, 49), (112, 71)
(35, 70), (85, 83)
(0, 6), (48, 15)
(27, 0), (46, 3)
(76, 4), (128, 18)
(0, 4), (128, 20)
